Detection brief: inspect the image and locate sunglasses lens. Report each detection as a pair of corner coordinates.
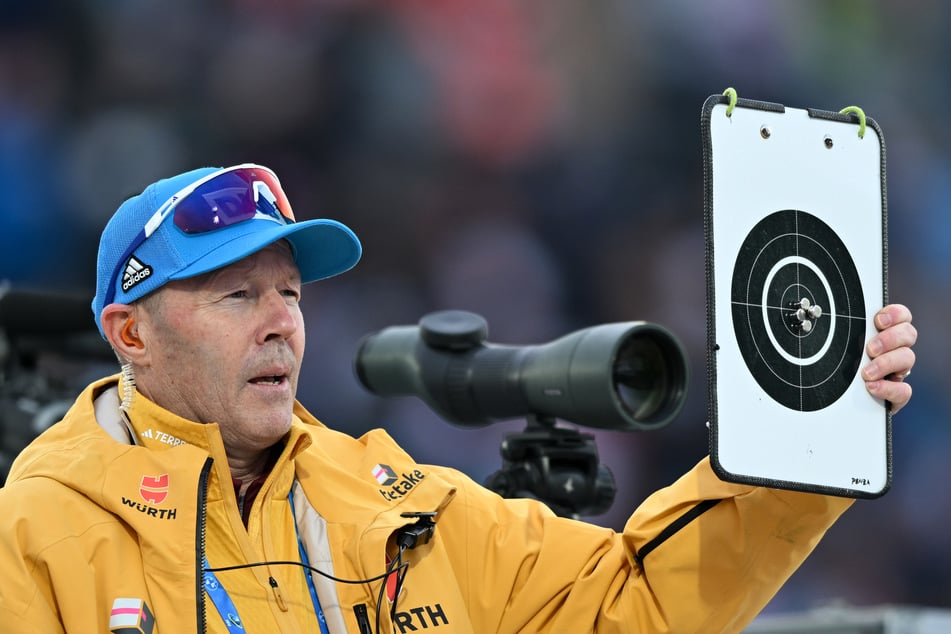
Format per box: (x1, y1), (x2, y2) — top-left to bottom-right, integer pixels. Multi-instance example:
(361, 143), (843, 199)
(172, 167), (296, 234)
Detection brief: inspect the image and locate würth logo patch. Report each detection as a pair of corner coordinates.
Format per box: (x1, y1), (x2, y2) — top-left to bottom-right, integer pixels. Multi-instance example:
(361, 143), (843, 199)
(121, 473), (178, 520)
(139, 474), (169, 505)
(121, 256), (152, 292)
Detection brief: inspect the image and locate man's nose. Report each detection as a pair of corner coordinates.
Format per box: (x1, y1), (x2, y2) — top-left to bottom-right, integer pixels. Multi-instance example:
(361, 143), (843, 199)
(258, 290), (299, 342)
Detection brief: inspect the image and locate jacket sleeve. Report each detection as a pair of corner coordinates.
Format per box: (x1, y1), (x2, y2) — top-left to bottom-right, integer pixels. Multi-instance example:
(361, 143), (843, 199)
(0, 478), (147, 634)
(0, 598), (63, 634)
(0, 490), (66, 633)
(448, 455), (852, 633)
(624, 456), (854, 632)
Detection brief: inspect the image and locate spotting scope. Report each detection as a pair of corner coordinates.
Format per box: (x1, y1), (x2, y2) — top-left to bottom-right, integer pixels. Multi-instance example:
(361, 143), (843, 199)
(354, 310), (688, 431)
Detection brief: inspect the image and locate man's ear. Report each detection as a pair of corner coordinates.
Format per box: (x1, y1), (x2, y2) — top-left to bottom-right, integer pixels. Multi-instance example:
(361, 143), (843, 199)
(101, 304), (147, 361)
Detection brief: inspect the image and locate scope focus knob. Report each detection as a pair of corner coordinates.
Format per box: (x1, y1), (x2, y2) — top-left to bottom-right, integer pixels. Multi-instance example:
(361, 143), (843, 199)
(419, 310), (488, 351)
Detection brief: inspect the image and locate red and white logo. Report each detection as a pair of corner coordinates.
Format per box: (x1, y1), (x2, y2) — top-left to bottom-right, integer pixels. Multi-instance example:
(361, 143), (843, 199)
(139, 474), (169, 505)
(109, 597), (155, 633)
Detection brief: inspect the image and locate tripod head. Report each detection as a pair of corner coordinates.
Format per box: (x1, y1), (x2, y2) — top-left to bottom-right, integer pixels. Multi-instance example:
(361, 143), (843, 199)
(484, 414), (616, 519)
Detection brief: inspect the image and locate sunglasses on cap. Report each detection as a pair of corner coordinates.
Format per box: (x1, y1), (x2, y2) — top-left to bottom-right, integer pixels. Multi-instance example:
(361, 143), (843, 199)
(102, 163), (295, 307)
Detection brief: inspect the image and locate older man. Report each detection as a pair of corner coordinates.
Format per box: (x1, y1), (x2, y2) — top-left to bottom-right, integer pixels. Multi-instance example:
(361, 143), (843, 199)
(0, 164), (916, 633)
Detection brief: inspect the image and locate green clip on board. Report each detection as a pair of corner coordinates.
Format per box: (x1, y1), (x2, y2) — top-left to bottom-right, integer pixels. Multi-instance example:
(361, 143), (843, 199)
(701, 90), (890, 498)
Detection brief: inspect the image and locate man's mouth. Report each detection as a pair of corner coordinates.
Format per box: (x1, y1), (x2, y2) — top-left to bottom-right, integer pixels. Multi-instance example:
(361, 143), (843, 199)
(249, 375), (286, 386)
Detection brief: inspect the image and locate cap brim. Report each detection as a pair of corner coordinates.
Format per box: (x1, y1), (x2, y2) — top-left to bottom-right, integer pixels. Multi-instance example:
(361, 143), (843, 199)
(169, 218), (362, 283)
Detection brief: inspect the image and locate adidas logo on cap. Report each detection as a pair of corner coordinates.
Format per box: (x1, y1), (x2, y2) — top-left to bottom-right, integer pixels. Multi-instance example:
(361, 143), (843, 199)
(121, 256), (153, 292)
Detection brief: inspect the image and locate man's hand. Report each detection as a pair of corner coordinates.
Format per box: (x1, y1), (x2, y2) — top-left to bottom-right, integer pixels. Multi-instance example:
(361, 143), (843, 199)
(862, 303), (916, 413)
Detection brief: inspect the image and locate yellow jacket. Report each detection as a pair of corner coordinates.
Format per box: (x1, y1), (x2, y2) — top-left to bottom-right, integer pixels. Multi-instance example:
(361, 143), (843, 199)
(0, 375), (852, 633)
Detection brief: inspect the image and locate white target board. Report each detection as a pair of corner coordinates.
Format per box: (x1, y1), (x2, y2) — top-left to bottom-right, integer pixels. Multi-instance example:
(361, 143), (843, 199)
(702, 93), (889, 498)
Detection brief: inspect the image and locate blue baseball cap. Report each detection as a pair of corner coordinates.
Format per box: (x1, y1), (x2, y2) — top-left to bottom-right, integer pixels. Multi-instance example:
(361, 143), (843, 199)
(92, 164), (361, 338)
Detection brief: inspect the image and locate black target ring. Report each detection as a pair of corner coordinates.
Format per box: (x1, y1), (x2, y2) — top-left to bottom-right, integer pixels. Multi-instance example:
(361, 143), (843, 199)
(731, 210), (865, 411)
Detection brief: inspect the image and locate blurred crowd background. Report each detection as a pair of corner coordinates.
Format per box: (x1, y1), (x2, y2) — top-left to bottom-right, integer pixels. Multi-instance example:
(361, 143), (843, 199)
(2, 0), (949, 622)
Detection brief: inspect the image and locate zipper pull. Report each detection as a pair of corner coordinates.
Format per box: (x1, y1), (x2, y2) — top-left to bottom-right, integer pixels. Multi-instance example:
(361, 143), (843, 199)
(269, 576), (289, 612)
(353, 604), (373, 634)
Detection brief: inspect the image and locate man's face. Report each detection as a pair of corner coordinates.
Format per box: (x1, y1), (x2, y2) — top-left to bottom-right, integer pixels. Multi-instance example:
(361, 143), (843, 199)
(134, 241), (305, 454)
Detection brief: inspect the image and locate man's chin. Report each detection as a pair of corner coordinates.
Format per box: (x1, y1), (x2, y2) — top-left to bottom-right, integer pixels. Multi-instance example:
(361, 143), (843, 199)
(239, 407), (295, 446)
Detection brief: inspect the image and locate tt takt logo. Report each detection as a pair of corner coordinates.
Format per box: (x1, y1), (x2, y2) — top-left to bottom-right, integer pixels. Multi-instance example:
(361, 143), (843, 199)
(372, 464), (398, 486)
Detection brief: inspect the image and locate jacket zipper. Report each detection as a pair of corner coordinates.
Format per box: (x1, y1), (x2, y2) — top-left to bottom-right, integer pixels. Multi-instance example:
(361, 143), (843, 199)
(195, 458), (213, 634)
(354, 604), (373, 634)
(632, 498), (722, 564)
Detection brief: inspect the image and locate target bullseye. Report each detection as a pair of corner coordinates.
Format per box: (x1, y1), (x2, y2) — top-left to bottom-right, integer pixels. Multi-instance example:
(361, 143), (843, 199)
(764, 257), (834, 365)
(731, 209), (865, 411)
